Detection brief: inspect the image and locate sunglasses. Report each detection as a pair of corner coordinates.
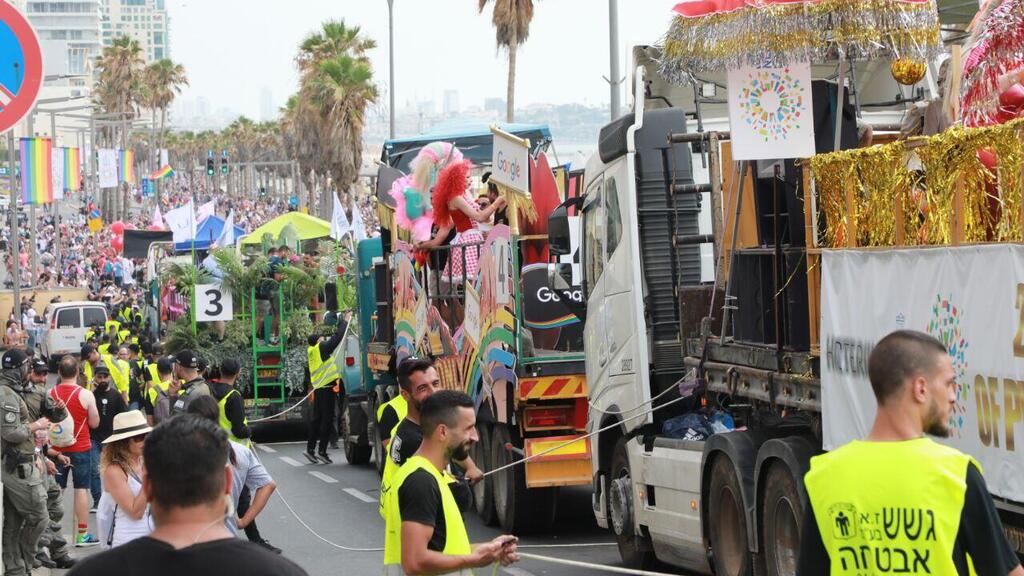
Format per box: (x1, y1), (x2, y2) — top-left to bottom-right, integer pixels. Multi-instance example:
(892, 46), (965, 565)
(130, 434), (147, 443)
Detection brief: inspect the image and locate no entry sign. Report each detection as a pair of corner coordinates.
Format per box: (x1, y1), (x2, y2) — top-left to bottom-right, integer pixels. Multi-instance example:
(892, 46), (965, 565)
(0, 2), (43, 134)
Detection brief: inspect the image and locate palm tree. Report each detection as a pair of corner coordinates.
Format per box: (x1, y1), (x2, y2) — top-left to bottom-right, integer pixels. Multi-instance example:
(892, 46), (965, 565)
(478, 0), (535, 122)
(143, 59), (188, 206)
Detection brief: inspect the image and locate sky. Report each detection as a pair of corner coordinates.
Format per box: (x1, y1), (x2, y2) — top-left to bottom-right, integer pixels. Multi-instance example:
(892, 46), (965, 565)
(166, 0), (681, 119)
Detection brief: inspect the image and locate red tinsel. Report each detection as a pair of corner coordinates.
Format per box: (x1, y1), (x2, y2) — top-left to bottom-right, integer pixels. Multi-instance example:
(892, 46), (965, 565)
(431, 159), (471, 229)
(960, 0), (1024, 127)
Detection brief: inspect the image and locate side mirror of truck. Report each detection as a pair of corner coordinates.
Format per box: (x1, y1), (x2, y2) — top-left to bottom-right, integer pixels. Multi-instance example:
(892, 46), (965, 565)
(547, 262), (586, 321)
(548, 197), (582, 257)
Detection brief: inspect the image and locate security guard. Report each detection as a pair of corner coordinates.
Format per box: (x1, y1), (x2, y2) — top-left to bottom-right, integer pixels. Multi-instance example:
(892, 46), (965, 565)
(210, 358), (250, 447)
(169, 349), (211, 415)
(144, 356), (174, 425)
(81, 344), (130, 400)
(304, 328), (346, 465)
(22, 359), (75, 570)
(382, 390), (517, 576)
(84, 322), (102, 344)
(377, 393), (408, 456)
(0, 349), (59, 576)
(798, 330), (1024, 576)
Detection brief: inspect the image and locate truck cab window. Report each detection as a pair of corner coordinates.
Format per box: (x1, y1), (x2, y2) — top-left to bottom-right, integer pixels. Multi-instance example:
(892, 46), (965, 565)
(582, 180), (605, 299)
(605, 178), (622, 257)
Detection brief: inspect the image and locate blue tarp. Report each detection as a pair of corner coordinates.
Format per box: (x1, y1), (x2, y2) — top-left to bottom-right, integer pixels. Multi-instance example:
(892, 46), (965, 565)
(381, 121), (552, 173)
(174, 215), (246, 252)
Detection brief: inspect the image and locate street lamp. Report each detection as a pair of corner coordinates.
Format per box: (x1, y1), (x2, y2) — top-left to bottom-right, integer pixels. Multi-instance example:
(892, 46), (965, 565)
(387, 0), (396, 140)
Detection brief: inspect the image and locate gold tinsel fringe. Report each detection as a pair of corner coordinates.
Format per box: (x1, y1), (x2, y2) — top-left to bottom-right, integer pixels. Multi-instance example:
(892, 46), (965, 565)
(812, 118), (1024, 248)
(660, 0), (942, 80)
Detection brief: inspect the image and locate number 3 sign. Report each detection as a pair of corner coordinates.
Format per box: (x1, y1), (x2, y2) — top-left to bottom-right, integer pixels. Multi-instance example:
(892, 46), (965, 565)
(195, 284), (233, 322)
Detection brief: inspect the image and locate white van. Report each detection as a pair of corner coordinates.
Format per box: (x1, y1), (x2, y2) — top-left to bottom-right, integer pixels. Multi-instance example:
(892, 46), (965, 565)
(40, 302), (108, 366)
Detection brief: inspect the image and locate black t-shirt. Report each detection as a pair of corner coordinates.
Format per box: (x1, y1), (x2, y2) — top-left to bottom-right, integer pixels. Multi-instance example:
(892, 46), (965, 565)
(67, 537), (307, 576)
(797, 463), (1021, 575)
(389, 418), (423, 467)
(398, 467), (447, 553)
(379, 404), (399, 441)
(210, 381), (249, 440)
(91, 386), (126, 442)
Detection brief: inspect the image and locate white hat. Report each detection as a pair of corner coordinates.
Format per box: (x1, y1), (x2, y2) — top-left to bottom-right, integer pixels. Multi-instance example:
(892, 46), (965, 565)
(102, 410), (153, 444)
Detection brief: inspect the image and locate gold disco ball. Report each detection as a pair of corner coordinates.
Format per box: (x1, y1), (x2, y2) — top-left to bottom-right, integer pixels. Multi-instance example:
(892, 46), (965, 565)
(891, 58), (927, 86)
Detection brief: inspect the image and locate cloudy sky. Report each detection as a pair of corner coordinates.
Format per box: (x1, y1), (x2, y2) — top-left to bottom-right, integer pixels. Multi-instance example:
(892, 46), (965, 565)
(166, 0), (681, 118)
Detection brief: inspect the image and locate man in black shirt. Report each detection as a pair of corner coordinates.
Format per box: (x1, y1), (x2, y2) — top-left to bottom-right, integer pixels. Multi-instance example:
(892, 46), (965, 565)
(209, 358), (249, 445)
(304, 321), (346, 465)
(798, 330), (1024, 576)
(89, 365), (125, 508)
(388, 358), (483, 512)
(68, 415), (307, 576)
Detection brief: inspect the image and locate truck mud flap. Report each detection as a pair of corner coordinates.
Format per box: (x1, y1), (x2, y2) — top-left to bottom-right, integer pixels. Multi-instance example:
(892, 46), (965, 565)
(523, 435), (592, 488)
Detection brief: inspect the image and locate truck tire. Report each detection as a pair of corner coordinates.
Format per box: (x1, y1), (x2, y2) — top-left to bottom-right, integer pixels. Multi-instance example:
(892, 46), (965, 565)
(490, 423), (558, 533)
(471, 422), (497, 525)
(609, 438), (656, 569)
(762, 462), (803, 576)
(708, 455), (752, 576)
(342, 398), (371, 465)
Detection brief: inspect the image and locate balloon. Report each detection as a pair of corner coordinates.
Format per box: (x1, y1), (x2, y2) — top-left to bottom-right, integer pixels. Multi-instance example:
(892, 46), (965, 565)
(111, 235), (124, 252)
(110, 221), (125, 235)
(999, 83), (1024, 110)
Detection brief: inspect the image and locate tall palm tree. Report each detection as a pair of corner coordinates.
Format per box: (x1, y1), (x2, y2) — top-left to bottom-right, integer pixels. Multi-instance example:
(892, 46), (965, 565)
(478, 0), (535, 122)
(143, 59), (188, 206)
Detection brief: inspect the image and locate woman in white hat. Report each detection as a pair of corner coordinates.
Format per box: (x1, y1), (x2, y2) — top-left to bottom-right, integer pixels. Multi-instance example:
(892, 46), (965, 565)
(96, 410), (153, 548)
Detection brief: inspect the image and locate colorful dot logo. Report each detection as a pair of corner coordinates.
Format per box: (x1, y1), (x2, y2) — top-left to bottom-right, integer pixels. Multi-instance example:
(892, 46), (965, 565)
(738, 68), (805, 142)
(927, 294), (969, 435)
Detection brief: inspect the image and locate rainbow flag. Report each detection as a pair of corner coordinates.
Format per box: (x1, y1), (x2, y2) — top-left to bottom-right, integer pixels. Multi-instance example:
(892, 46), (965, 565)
(119, 149), (136, 184)
(150, 165), (175, 180)
(19, 138), (53, 205)
(65, 147), (82, 192)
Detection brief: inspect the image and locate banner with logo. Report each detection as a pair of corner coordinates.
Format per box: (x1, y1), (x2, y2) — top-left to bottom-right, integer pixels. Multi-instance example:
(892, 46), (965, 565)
(822, 244), (1024, 503)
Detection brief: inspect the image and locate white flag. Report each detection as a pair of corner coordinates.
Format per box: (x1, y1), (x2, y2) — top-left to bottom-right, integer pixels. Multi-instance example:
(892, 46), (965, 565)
(98, 149), (118, 188)
(164, 200), (197, 243)
(214, 211), (236, 248)
(52, 147), (65, 201)
(160, 149), (169, 167)
(151, 207), (165, 229)
(330, 193), (350, 241)
(196, 200), (216, 222)
(350, 200), (367, 242)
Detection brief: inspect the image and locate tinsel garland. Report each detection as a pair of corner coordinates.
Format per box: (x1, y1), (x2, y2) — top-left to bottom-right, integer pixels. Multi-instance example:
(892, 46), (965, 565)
(960, 0), (1024, 127)
(813, 118), (1024, 248)
(660, 0), (942, 81)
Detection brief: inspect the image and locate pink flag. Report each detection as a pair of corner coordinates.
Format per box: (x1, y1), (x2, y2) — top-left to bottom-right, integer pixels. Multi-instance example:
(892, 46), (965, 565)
(152, 207), (165, 228)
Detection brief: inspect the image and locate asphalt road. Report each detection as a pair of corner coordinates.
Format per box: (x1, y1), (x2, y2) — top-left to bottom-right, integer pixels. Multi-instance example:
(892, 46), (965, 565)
(56, 436), (657, 576)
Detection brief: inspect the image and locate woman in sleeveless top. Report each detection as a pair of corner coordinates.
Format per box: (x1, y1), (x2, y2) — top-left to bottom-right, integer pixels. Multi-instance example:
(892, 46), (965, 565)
(98, 410), (153, 548)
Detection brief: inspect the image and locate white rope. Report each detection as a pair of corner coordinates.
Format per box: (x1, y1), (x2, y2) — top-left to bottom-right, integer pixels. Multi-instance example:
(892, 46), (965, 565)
(587, 369), (694, 415)
(274, 484), (384, 552)
(482, 390), (693, 479)
(518, 552), (683, 576)
(247, 393), (311, 424)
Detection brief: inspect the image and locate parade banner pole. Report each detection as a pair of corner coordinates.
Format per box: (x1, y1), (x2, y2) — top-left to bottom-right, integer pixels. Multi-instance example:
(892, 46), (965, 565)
(9, 131), (21, 324)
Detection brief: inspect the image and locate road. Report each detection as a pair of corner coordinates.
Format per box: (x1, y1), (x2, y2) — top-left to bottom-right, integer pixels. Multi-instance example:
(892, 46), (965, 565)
(57, 437), (649, 576)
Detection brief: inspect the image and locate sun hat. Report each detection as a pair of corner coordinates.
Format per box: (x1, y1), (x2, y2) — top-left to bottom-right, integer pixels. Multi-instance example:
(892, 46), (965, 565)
(102, 410), (152, 444)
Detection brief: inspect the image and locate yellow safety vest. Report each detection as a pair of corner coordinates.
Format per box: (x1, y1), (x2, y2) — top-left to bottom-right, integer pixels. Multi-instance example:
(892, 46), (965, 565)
(104, 320), (121, 334)
(217, 388), (251, 447)
(82, 355), (129, 394)
(382, 455), (472, 574)
(117, 329), (131, 346)
(85, 329), (98, 342)
(308, 344), (339, 390)
(377, 395), (409, 446)
(146, 363), (161, 389)
(147, 377), (171, 406)
(98, 343), (111, 355)
(804, 438), (977, 576)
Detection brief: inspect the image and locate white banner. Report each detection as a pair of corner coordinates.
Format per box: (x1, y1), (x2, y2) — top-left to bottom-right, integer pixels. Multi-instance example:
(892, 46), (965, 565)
(822, 245), (1024, 503)
(52, 147), (65, 200)
(194, 283), (232, 322)
(727, 62), (816, 160)
(98, 149), (118, 188)
(164, 200), (196, 243)
(491, 128), (530, 195)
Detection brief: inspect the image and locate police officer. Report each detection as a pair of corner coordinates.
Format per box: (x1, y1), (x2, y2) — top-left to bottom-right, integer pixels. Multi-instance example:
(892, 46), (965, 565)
(23, 359), (75, 570)
(169, 349), (211, 415)
(0, 349), (58, 576)
(382, 390), (517, 576)
(798, 330), (1024, 576)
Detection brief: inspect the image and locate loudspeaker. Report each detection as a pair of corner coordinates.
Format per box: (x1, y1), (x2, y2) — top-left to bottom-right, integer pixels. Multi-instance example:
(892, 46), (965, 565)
(730, 249), (810, 350)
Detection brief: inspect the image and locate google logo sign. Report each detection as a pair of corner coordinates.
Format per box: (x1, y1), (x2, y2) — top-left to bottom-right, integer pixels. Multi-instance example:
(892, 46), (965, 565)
(495, 150), (523, 183)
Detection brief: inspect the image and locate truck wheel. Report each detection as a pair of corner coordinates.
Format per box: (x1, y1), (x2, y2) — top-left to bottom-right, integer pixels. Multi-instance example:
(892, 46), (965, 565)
(708, 455), (752, 576)
(342, 398), (371, 465)
(762, 463), (803, 576)
(490, 423), (558, 533)
(471, 422), (497, 525)
(609, 438), (656, 569)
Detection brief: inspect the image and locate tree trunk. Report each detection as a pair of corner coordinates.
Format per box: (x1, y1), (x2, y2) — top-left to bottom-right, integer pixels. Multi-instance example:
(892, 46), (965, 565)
(506, 44), (517, 123)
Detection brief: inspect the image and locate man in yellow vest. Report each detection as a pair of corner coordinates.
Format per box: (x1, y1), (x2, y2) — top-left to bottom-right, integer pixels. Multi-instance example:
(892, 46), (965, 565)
(383, 390), (518, 576)
(80, 344), (130, 402)
(377, 394), (408, 457)
(798, 330), (1024, 576)
(304, 329), (345, 465)
(143, 356), (174, 425)
(210, 358), (250, 447)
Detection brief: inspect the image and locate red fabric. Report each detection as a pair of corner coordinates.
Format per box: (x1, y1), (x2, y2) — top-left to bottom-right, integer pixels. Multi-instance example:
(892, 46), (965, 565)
(520, 154), (561, 265)
(51, 385), (90, 453)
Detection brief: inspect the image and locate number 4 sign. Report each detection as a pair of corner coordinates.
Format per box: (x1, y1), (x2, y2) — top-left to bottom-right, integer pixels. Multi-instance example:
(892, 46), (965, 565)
(195, 283), (233, 322)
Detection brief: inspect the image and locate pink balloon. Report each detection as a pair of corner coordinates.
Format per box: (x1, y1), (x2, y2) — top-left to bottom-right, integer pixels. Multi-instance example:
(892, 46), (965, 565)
(110, 221), (125, 235)
(111, 236), (124, 252)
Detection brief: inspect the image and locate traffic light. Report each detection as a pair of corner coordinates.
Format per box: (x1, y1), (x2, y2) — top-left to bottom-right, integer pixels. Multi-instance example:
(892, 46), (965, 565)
(206, 157), (215, 177)
(221, 157), (229, 174)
